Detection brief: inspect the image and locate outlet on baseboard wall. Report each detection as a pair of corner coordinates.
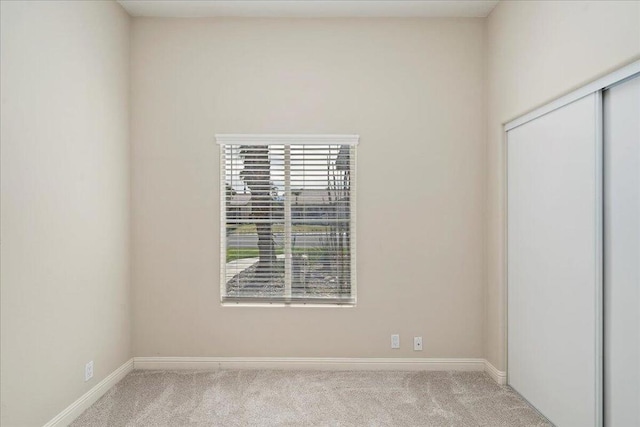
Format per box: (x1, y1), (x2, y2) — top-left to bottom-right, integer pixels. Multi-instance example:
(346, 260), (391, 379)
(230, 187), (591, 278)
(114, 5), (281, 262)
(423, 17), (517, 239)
(391, 334), (400, 349)
(85, 360), (94, 382)
(413, 336), (423, 351)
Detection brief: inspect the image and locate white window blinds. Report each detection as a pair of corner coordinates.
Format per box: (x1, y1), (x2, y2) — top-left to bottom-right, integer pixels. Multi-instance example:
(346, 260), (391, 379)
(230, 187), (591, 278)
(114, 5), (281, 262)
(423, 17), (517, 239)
(218, 135), (358, 305)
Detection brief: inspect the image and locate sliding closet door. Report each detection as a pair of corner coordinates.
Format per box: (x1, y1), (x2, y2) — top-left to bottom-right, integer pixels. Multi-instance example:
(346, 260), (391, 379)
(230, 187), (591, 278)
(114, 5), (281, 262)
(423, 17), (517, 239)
(604, 75), (640, 427)
(507, 93), (602, 427)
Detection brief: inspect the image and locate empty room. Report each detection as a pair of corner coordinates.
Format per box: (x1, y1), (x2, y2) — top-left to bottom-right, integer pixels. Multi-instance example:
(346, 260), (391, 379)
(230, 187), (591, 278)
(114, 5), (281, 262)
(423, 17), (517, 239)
(1, 1), (639, 426)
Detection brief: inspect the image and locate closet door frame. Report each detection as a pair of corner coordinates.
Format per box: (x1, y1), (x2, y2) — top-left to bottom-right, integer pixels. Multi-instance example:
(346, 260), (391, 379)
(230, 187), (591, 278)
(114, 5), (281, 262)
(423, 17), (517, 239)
(502, 59), (640, 427)
(504, 61), (640, 133)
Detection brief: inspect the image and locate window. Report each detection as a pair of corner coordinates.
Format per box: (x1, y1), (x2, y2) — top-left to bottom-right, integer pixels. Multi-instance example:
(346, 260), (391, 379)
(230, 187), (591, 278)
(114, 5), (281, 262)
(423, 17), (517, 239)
(218, 134), (358, 305)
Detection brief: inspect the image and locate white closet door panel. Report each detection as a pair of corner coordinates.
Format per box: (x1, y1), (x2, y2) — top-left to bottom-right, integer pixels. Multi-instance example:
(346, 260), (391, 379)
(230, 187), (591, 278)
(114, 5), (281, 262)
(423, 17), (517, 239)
(508, 93), (601, 427)
(604, 75), (640, 427)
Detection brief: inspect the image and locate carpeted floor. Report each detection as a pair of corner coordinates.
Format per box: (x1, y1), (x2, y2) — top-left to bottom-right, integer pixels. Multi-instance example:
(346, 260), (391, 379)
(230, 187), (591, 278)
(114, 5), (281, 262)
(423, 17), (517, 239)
(71, 370), (552, 426)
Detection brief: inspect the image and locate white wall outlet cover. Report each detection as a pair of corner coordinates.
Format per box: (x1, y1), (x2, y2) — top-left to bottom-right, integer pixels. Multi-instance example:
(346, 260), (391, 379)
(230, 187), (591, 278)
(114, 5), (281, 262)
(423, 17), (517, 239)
(414, 336), (423, 351)
(85, 360), (94, 382)
(391, 334), (400, 349)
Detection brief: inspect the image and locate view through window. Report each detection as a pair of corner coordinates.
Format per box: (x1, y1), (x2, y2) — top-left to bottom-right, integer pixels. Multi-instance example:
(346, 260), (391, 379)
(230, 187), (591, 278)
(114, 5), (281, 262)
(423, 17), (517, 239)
(218, 135), (357, 304)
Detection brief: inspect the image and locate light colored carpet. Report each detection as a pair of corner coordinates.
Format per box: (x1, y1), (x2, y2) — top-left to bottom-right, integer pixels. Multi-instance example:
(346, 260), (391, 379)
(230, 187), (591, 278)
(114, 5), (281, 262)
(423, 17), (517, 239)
(71, 370), (552, 427)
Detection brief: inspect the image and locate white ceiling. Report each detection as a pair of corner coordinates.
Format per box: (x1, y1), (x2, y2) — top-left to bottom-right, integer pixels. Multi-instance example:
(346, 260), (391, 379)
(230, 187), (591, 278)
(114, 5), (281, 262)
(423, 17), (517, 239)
(117, 1), (500, 18)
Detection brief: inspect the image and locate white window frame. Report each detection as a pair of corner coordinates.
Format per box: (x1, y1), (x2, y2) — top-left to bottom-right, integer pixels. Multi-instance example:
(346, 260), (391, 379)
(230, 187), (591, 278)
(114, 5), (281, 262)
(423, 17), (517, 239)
(217, 134), (359, 307)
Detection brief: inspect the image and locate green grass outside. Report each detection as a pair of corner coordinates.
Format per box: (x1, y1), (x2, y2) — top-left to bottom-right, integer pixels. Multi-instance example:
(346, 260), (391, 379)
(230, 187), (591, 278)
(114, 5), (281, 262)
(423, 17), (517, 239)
(226, 247), (348, 263)
(228, 224), (331, 234)
(226, 248), (283, 263)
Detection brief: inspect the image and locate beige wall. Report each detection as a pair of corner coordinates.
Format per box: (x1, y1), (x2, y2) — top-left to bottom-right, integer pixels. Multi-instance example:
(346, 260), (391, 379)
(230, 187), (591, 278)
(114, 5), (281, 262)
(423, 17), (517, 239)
(131, 18), (486, 359)
(0, 1), (131, 425)
(485, 0), (640, 371)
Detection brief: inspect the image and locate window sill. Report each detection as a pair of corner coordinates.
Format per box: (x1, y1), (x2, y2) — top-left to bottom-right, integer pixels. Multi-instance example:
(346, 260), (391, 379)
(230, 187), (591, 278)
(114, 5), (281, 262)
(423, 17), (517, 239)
(220, 301), (356, 308)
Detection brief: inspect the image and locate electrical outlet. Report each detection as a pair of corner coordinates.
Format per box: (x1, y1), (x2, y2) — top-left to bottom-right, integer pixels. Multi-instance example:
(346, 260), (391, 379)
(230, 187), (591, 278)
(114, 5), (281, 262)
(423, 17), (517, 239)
(414, 337), (423, 351)
(391, 334), (400, 349)
(85, 361), (94, 382)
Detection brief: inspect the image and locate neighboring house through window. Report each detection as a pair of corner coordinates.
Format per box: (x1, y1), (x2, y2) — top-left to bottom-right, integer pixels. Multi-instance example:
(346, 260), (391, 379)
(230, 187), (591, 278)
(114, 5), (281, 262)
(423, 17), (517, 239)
(217, 134), (358, 305)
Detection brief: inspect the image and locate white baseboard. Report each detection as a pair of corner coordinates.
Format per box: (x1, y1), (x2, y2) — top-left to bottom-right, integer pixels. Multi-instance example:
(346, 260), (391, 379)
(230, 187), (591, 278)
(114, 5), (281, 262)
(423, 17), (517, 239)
(133, 356), (487, 372)
(483, 360), (507, 385)
(43, 358), (134, 427)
